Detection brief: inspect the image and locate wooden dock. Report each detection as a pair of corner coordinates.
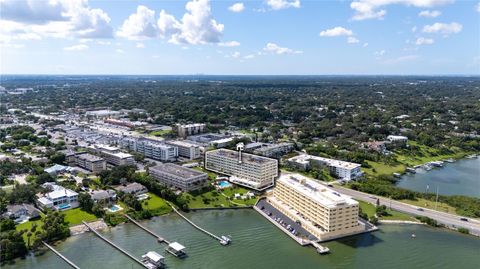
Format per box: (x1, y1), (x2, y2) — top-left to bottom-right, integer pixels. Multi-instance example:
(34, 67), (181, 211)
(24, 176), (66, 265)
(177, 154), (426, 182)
(123, 214), (171, 244)
(167, 202), (227, 244)
(42, 241), (81, 269)
(82, 221), (148, 268)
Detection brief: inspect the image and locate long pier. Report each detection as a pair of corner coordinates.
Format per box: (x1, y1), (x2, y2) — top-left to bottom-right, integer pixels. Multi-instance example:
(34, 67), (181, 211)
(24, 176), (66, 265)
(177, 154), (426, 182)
(82, 221), (148, 268)
(167, 202), (225, 243)
(42, 241), (81, 269)
(123, 214), (171, 244)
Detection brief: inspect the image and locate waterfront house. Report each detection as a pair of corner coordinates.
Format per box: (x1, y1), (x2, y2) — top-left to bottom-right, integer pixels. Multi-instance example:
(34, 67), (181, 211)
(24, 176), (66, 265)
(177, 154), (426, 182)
(3, 203), (40, 223)
(37, 183), (79, 211)
(115, 182), (148, 196)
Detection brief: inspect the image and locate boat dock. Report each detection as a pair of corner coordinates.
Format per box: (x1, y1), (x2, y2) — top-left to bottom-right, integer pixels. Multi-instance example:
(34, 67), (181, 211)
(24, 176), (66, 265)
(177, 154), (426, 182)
(82, 221), (149, 268)
(167, 202), (230, 245)
(42, 241), (81, 269)
(123, 214), (171, 244)
(310, 241), (330, 254)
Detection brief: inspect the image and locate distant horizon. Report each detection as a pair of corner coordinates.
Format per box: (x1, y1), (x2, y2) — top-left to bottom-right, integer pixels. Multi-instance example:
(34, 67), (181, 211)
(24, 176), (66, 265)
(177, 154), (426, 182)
(1, 73), (480, 77)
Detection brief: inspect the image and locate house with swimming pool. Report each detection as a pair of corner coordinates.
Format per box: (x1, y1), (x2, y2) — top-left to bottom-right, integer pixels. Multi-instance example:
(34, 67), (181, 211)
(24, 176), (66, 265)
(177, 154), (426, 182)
(36, 183), (79, 211)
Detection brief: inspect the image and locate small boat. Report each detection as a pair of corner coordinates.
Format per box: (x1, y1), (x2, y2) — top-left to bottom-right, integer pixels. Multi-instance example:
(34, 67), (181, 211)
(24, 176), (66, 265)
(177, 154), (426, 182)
(220, 235), (231, 245)
(411, 234), (416, 238)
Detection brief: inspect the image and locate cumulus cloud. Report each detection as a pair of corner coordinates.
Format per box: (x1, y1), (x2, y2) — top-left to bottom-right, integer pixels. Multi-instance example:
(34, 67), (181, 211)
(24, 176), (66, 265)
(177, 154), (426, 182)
(319, 27), (353, 37)
(418, 10), (441, 17)
(228, 3), (245, 13)
(117, 5), (158, 40)
(347, 37), (360, 44)
(422, 22), (462, 34)
(350, 0), (453, 21)
(0, 0), (113, 41)
(263, 42), (302, 54)
(266, 0), (300, 10)
(63, 44), (89, 51)
(219, 41), (240, 47)
(118, 0), (223, 45)
(477, 2), (480, 12)
(415, 37), (434, 45)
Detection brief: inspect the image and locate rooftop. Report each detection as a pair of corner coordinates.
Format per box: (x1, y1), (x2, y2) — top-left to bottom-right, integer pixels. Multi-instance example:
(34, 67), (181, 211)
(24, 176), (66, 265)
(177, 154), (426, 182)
(207, 148), (277, 165)
(76, 153), (105, 162)
(150, 163), (206, 178)
(278, 173), (357, 208)
(289, 154), (361, 170)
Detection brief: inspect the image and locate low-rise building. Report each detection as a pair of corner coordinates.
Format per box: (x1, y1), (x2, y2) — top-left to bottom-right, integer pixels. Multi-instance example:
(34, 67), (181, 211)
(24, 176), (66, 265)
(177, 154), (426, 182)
(90, 189), (116, 204)
(252, 142), (294, 158)
(3, 203), (40, 223)
(93, 144), (135, 166)
(149, 163), (208, 192)
(165, 140), (201, 160)
(176, 123), (206, 138)
(268, 173), (364, 241)
(287, 154), (362, 181)
(115, 182), (148, 196)
(75, 153), (106, 174)
(37, 183), (79, 210)
(205, 149), (278, 191)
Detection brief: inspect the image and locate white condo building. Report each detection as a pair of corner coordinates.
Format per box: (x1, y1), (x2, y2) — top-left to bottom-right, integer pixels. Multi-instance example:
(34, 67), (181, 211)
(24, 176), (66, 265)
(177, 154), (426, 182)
(119, 137), (178, 162)
(165, 140), (201, 160)
(287, 154), (362, 181)
(93, 144), (135, 166)
(75, 153), (107, 174)
(269, 173), (364, 241)
(205, 149), (278, 191)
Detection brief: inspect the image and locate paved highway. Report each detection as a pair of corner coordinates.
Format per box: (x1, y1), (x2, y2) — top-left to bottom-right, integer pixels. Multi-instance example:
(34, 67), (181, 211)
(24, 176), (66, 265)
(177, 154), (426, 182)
(333, 185), (480, 236)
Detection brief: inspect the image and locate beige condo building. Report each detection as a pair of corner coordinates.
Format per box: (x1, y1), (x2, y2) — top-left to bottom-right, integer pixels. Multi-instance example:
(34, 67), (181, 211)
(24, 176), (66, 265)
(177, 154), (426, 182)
(269, 173), (364, 241)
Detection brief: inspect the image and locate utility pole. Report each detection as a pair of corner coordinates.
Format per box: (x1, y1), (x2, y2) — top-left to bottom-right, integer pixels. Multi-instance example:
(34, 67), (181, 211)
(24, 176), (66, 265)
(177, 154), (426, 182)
(435, 185), (439, 211)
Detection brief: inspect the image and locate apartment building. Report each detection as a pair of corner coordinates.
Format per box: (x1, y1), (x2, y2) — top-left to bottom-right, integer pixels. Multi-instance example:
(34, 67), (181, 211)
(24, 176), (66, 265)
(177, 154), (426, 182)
(287, 154), (362, 181)
(93, 144), (135, 166)
(149, 163), (208, 192)
(176, 123), (206, 138)
(165, 140), (201, 160)
(75, 153), (107, 174)
(205, 149), (278, 191)
(269, 173), (363, 241)
(252, 142), (294, 158)
(119, 137), (178, 162)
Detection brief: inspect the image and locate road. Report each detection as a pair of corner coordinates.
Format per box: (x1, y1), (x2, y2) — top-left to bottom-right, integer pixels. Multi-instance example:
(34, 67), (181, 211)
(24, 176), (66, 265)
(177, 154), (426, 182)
(333, 185), (480, 236)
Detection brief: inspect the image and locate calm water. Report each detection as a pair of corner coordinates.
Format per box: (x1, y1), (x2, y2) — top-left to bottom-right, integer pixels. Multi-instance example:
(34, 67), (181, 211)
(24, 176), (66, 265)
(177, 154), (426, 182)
(4, 210), (480, 269)
(396, 157), (480, 198)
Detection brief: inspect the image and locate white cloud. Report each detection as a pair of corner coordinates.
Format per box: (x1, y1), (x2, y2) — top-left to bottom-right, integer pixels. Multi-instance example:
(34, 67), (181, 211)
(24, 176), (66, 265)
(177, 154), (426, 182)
(97, 40), (111, 45)
(244, 54), (255, 59)
(118, 0), (224, 45)
(0, 1), (112, 45)
(374, 50), (386, 57)
(219, 41), (240, 47)
(232, 51), (241, 58)
(363, 42), (369, 47)
(415, 37), (434, 45)
(117, 5), (158, 40)
(350, 0), (453, 21)
(228, 3), (245, 13)
(0, 0), (113, 40)
(263, 42), (302, 55)
(319, 27), (353, 37)
(418, 10), (441, 17)
(477, 2), (480, 12)
(422, 22), (462, 34)
(411, 26), (417, 32)
(63, 44), (89, 51)
(347, 37), (360, 44)
(266, 0), (300, 10)
(116, 48), (125, 53)
(136, 42), (145, 48)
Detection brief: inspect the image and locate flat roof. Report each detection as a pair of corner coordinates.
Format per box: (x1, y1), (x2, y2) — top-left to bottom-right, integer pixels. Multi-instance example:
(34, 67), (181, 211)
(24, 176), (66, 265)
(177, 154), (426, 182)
(150, 163), (206, 178)
(168, 242), (186, 251)
(166, 140), (199, 148)
(289, 154), (360, 170)
(76, 153), (104, 162)
(207, 149), (277, 165)
(277, 173), (357, 208)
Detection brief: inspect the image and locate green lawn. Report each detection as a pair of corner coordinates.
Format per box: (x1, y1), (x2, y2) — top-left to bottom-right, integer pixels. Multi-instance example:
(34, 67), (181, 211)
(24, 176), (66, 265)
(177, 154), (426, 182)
(16, 218), (44, 242)
(181, 185), (257, 208)
(357, 200), (416, 221)
(363, 161), (406, 176)
(399, 198), (456, 214)
(149, 130), (172, 137)
(63, 208), (98, 226)
(141, 192), (172, 215)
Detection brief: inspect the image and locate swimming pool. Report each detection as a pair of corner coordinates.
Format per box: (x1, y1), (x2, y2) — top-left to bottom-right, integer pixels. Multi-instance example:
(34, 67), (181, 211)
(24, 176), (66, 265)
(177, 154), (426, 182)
(218, 181), (232, 188)
(58, 204), (71, 210)
(108, 205), (123, 213)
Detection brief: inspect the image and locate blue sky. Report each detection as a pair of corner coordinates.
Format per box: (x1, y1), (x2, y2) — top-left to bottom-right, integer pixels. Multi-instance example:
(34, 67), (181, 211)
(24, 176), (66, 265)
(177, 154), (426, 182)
(1, 0), (479, 75)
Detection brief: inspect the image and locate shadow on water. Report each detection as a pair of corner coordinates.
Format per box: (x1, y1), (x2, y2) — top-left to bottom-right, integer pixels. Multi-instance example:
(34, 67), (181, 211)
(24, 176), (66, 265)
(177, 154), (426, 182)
(335, 232), (383, 249)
